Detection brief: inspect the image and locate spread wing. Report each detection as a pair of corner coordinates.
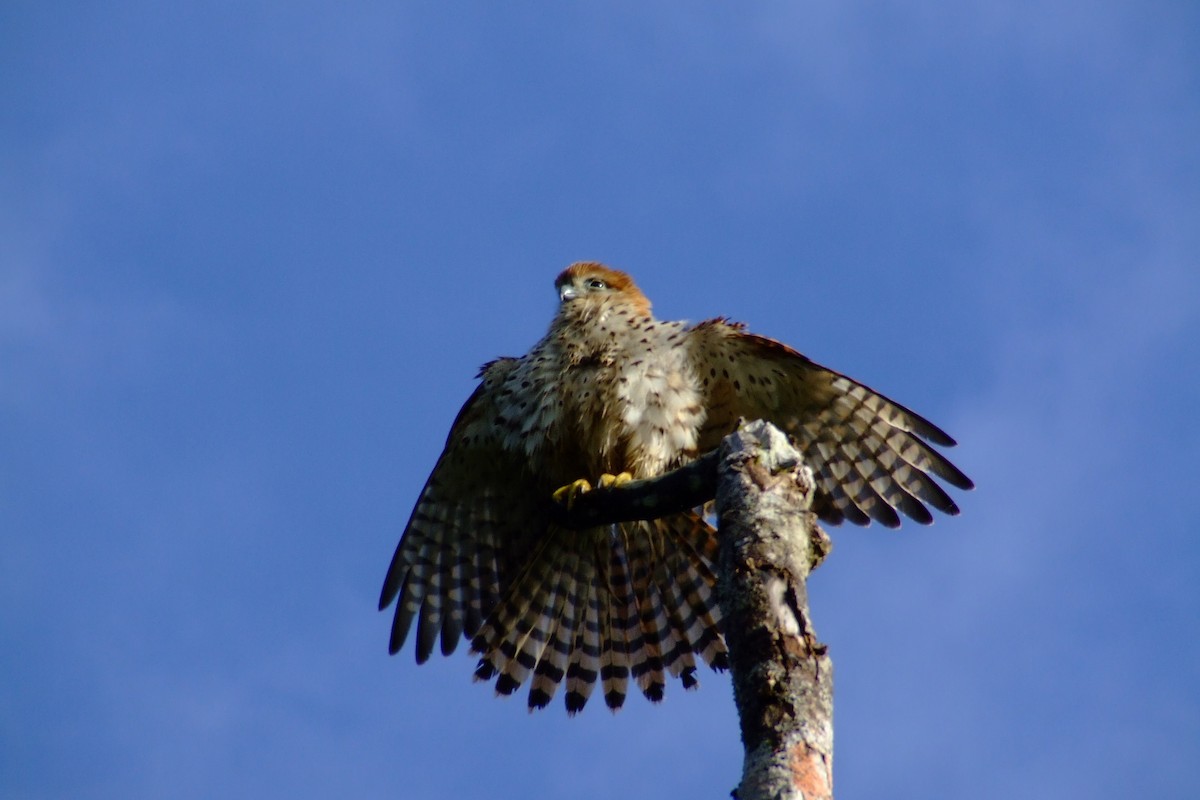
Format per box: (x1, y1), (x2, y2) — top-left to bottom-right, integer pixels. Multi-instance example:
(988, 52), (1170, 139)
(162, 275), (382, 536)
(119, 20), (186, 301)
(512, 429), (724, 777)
(686, 319), (973, 527)
(378, 357), (548, 662)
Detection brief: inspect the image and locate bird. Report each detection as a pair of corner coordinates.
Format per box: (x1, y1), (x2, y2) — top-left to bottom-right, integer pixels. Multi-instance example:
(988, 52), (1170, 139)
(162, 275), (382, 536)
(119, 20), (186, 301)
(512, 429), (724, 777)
(379, 261), (972, 714)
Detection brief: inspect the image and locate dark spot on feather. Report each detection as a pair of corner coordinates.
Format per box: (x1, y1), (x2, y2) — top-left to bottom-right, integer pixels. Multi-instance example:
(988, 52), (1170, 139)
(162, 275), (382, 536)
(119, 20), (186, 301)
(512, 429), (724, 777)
(566, 691), (588, 714)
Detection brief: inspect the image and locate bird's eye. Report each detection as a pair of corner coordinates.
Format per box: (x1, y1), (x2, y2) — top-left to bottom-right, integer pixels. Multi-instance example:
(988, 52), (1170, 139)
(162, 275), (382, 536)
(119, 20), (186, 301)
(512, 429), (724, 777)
(587, 279), (607, 290)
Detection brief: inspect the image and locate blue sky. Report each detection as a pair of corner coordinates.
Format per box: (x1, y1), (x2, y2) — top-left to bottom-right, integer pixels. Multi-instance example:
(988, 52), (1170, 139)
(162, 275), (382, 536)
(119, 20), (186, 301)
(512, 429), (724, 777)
(3, 2), (1197, 797)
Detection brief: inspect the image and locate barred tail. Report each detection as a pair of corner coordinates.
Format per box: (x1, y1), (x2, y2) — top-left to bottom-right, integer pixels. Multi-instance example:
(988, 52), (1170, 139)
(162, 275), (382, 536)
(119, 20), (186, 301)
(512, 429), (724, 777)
(470, 511), (727, 713)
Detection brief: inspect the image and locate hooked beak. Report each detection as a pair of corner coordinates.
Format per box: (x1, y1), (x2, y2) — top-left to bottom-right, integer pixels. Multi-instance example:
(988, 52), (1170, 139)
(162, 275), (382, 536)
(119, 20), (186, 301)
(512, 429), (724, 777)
(558, 284), (578, 302)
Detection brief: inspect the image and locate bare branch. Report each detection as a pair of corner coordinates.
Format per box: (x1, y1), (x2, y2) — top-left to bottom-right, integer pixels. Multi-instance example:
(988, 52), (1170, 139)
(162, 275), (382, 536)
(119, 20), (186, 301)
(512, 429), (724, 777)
(548, 449), (720, 529)
(717, 420), (834, 800)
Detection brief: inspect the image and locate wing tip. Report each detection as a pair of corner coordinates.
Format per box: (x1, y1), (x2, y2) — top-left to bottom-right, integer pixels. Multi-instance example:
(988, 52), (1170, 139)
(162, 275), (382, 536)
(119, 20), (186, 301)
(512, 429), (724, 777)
(387, 609), (410, 656)
(923, 427), (957, 448)
(378, 586), (397, 612)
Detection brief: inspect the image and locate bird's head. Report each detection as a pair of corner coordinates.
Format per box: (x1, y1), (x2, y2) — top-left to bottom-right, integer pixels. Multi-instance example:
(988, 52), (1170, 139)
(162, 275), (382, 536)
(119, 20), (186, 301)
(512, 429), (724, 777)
(553, 262), (652, 318)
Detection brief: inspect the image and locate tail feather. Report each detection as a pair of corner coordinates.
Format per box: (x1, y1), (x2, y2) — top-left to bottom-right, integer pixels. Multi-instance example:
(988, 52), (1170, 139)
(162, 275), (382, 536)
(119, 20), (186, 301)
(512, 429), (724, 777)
(492, 554), (568, 697)
(649, 513), (728, 671)
(526, 546), (585, 709)
(565, 555), (602, 714)
(651, 545), (701, 685)
(470, 513), (726, 712)
(622, 523), (671, 703)
(600, 532), (638, 710)
(469, 539), (554, 682)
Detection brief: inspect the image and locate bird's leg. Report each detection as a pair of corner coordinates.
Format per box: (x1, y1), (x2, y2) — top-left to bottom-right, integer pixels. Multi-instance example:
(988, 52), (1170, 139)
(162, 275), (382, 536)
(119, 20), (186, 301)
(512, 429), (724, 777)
(597, 472), (634, 489)
(551, 472), (633, 510)
(552, 478), (593, 509)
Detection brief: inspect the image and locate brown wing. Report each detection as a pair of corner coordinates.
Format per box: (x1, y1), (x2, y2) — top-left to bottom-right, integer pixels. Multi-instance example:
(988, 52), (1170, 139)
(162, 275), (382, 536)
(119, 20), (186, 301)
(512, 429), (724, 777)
(687, 319), (973, 527)
(378, 357), (548, 663)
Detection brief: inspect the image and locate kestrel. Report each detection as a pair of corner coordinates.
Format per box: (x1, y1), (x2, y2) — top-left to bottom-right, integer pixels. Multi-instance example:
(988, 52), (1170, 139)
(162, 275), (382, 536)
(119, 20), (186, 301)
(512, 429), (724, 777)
(380, 262), (972, 713)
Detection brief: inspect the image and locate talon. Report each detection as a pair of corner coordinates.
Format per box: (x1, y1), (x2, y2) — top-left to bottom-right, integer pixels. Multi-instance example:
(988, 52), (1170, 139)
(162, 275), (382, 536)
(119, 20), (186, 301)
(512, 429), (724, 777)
(597, 472), (634, 489)
(552, 478), (593, 509)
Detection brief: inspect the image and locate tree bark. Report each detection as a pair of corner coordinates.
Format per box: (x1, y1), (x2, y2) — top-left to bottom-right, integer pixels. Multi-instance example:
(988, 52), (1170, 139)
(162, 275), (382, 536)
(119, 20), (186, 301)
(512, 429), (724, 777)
(716, 420), (834, 800)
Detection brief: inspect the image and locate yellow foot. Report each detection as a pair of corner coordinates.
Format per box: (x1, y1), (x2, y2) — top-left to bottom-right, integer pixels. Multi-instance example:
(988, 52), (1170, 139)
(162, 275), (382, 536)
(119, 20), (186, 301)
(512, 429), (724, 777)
(597, 472), (634, 489)
(552, 478), (593, 509)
